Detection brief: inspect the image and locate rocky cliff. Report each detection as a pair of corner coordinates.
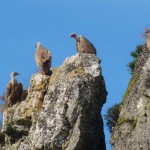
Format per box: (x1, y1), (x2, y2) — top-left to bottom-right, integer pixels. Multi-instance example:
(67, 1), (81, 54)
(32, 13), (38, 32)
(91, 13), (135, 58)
(111, 45), (150, 150)
(1, 54), (107, 150)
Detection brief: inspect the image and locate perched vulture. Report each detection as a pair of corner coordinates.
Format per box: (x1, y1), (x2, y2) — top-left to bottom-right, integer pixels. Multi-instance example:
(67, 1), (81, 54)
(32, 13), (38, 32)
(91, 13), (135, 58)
(5, 72), (23, 107)
(144, 28), (150, 51)
(70, 33), (96, 55)
(35, 42), (52, 75)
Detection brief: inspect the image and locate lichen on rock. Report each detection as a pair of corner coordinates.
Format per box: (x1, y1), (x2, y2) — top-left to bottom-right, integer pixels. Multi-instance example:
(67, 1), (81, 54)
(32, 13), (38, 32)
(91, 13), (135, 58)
(2, 53), (107, 150)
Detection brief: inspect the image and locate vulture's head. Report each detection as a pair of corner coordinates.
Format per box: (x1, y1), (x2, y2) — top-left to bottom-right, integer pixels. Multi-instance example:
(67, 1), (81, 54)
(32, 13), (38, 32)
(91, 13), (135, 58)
(144, 28), (150, 38)
(35, 42), (41, 49)
(70, 33), (77, 38)
(11, 72), (20, 77)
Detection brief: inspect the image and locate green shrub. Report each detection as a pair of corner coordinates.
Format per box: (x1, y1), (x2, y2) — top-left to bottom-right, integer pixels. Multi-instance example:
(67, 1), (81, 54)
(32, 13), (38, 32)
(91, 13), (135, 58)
(128, 45), (143, 73)
(104, 103), (121, 132)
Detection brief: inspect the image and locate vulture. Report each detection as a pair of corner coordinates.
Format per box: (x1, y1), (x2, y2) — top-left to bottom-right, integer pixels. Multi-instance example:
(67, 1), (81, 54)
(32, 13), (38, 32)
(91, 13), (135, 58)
(70, 33), (96, 55)
(5, 72), (23, 107)
(144, 28), (150, 51)
(35, 42), (52, 75)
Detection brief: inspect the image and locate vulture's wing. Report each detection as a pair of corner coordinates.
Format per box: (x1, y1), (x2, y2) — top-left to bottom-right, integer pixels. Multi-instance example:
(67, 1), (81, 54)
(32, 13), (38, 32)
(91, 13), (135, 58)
(18, 83), (23, 98)
(79, 36), (96, 55)
(35, 44), (52, 75)
(38, 45), (51, 63)
(5, 83), (12, 102)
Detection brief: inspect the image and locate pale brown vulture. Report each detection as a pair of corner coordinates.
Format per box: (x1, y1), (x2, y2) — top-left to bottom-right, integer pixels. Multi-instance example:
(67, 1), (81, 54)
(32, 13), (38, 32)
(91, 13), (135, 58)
(35, 42), (52, 75)
(5, 72), (23, 107)
(144, 28), (150, 51)
(70, 33), (96, 55)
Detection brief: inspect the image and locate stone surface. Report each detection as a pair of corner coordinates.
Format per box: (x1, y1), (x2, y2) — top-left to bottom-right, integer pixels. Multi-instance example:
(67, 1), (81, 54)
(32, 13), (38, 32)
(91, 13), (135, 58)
(111, 46), (150, 150)
(2, 53), (107, 150)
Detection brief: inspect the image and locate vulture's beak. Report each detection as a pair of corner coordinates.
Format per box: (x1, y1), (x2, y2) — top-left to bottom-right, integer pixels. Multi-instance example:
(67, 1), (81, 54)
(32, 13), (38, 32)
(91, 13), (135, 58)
(16, 71), (20, 75)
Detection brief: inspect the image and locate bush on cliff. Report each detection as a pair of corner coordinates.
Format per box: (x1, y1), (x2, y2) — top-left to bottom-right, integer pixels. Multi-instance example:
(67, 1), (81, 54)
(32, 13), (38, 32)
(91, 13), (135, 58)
(104, 103), (121, 132)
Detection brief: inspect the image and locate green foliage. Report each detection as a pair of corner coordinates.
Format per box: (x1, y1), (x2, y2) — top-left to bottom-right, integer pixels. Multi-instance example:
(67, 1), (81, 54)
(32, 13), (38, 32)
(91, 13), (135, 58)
(115, 117), (137, 131)
(128, 61), (135, 72)
(104, 103), (121, 132)
(130, 45), (143, 58)
(122, 74), (138, 103)
(128, 45), (143, 73)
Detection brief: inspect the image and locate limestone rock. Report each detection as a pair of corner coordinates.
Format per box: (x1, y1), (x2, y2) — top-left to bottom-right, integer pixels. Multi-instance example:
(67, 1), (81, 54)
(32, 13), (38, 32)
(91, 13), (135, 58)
(2, 54), (107, 150)
(111, 46), (150, 150)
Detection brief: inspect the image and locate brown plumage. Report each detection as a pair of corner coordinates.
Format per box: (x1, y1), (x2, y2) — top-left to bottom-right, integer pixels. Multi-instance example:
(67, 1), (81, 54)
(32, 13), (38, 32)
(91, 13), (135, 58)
(70, 33), (96, 55)
(144, 28), (150, 51)
(5, 72), (23, 107)
(35, 42), (52, 75)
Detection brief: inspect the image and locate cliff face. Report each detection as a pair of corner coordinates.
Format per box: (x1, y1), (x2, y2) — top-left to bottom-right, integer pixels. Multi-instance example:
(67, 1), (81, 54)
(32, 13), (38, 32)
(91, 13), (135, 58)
(2, 54), (107, 150)
(111, 46), (150, 150)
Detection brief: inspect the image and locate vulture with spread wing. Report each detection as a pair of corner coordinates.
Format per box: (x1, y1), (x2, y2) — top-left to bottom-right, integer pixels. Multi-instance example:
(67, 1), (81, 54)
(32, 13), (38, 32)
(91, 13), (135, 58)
(35, 42), (52, 75)
(5, 72), (23, 107)
(70, 33), (96, 55)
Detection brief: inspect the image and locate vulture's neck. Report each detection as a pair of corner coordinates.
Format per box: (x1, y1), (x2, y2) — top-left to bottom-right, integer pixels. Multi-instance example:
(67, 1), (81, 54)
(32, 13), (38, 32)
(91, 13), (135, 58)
(11, 75), (18, 84)
(36, 43), (41, 51)
(74, 36), (80, 43)
(147, 37), (150, 51)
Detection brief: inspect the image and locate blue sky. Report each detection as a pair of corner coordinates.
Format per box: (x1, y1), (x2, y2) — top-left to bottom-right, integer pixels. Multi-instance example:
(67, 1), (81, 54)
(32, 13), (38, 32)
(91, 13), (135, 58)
(0, 1), (150, 149)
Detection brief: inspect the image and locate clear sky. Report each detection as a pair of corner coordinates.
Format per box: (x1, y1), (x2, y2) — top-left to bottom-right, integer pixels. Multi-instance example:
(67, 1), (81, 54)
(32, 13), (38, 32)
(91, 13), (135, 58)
(0, 1), (150, 149)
